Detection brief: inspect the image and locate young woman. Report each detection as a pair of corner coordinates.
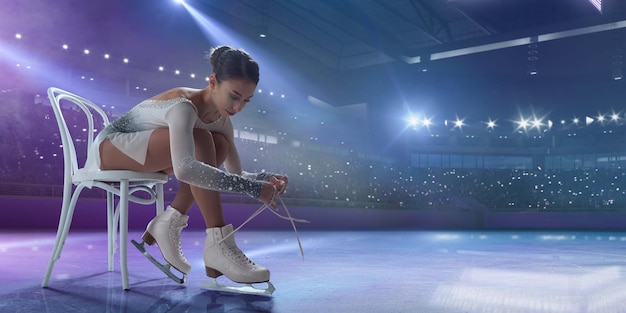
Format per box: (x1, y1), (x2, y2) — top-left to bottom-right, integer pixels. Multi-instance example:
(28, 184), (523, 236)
(85, 45), (287, 284)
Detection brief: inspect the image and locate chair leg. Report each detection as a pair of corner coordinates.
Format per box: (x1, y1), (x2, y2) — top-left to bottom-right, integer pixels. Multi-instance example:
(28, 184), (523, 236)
(119, 179), (130, 290)
(42, 184), (85, 287)
(156, 182), (165, 214)
(42, 182), (73, 287)
(107, 191), (115, 272)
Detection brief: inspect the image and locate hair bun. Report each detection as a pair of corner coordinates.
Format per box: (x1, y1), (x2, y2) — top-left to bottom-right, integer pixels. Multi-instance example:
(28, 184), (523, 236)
(206, 45), (259, 84)
(209, 46), (231, 69)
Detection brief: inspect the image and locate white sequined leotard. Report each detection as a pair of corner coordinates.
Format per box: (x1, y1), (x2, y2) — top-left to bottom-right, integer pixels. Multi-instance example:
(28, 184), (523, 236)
(85, 97), (263, 199)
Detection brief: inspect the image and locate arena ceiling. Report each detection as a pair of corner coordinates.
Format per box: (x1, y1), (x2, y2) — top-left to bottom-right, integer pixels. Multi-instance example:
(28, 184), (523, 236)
(3, 0), (626, 113)
(180, 0), (626, 111)
(195, 0), (626, 71)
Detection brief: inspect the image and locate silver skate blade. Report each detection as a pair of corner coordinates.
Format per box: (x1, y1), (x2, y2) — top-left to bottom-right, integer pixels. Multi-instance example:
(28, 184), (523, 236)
(202, 278), (275, 296)
(131, 239), (186, 284)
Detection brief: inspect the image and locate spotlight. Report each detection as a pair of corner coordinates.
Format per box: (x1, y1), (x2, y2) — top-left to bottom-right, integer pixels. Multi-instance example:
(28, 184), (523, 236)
(104, 53), (110, 59)
(422, 117), (432, 127)
(83, 49), (90, 55)
(515, 117), (530, 132)
(62, 44), (69, 50)
(174, 0), (185, 4)
(453, 117), (465, 129)
(611, 112), (620, 121)
(597, 114), (605, 123)
(123, 58), (129, 63)
(15, 33), (22, 39)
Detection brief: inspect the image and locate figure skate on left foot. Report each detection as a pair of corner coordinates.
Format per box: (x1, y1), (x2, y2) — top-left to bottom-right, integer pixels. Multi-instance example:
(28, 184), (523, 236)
(131, 206), (190, 283)
(202, 224), (274, 295)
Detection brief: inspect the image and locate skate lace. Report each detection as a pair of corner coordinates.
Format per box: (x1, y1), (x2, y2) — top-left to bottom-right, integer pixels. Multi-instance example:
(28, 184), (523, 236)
(170, 221), (188, 262)
(219, 194), (309, 259)
(223, 242), (258, 269)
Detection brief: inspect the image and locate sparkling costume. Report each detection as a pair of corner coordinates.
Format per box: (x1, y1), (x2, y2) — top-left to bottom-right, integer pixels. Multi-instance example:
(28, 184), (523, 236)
(88, 96), (300, 295)
(86, 97), (264, 198)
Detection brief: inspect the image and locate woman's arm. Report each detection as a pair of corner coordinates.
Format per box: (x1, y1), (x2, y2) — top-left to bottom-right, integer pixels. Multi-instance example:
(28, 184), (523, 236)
(165, 102), (264, 198)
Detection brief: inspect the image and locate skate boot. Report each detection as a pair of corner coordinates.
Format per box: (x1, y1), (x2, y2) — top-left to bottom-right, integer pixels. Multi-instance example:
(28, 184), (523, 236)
(203, 224), (274, 295)
(131, 206), (190, 283)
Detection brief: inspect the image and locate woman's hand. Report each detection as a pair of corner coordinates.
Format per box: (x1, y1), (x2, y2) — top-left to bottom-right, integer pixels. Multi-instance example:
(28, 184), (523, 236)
(259, 181), (278, 210)
(269, 174), (288, 195)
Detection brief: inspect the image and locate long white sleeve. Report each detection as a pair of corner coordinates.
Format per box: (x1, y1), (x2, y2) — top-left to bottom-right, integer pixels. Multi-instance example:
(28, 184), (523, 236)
(165, 102), (263, 198)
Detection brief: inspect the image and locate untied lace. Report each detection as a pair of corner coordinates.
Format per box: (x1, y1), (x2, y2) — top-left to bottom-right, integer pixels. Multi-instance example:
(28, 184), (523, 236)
(218, 192), (309, 259)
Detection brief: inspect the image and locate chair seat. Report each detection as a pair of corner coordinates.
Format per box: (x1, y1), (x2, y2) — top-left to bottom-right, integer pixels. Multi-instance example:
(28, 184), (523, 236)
(73, 169), (168, 184)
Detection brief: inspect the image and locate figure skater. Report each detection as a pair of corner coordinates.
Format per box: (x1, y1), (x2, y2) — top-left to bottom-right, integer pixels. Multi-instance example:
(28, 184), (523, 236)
(85, 45), (287, 288)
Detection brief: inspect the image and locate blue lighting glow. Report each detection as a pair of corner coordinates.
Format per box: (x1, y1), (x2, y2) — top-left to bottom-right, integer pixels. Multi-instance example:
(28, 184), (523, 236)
(588, 0), (602, 13)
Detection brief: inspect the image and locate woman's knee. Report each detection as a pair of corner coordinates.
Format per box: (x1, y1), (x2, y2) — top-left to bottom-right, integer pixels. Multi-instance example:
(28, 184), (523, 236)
(193, 128), (217, 165)
(212, 132), (229, 165)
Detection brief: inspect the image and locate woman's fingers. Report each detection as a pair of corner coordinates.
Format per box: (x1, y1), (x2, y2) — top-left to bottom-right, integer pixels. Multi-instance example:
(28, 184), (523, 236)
(261, 182), (278, 210)
(270, 175), (288, 195)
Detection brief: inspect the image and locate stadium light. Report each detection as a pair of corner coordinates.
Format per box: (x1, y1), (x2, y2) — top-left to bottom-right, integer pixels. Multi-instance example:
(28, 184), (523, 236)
(422, 117), (432, 127)
(611, 112), (620, 122)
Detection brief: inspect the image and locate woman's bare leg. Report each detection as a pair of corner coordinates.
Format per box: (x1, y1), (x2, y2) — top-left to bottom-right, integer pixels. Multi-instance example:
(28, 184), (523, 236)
(184, 130), (229, 227)
(100, 128), (230, 227)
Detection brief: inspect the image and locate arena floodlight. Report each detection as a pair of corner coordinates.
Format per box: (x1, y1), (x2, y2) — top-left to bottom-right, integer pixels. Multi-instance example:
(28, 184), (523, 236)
(531, 117), (543, 130)
(453, 117), (465, 130)
(515, 117), (530, 132)
(422, 117), (432, 127)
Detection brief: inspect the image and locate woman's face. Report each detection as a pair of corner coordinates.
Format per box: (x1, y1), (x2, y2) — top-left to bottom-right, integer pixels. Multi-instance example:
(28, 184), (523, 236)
(212, 75), (256, 118)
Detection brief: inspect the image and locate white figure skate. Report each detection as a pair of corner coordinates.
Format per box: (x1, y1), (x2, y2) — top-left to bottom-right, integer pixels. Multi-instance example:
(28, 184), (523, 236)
(131, 206), (190, 284)
(201, 197), (309, 296)
(202, 224), (275, 296)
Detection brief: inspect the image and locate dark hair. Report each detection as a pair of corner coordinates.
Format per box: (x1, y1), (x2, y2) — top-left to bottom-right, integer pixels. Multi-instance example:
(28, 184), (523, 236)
(208, 46), (260, 85)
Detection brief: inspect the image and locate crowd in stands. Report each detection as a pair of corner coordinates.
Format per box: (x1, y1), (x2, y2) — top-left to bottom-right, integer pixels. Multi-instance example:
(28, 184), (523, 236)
(3, 92), (626, 212)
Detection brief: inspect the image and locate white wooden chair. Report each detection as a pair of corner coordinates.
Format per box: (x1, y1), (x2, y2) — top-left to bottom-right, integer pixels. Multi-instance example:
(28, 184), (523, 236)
(41, 87), (168, 290)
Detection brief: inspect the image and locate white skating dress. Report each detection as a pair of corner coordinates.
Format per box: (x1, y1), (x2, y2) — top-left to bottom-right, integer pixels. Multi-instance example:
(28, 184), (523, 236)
(84, 97), (263, 198)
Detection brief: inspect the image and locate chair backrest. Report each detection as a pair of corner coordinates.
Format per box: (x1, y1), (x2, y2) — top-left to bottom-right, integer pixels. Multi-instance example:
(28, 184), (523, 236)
(47, 87), (111, 179)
